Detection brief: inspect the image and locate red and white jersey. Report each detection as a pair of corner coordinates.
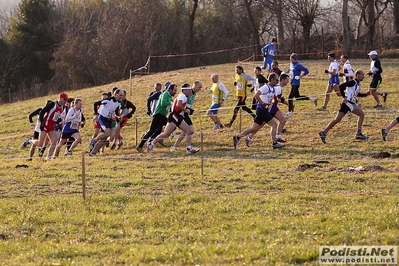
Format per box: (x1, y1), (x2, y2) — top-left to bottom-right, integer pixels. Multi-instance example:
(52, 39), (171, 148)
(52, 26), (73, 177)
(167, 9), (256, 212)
(42, 102), (66, 127)
(172, 93), (187, 115)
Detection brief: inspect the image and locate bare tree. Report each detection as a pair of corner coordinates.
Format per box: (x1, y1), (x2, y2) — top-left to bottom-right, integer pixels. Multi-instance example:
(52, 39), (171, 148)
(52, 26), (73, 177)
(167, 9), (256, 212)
(355, 0), (390, 49)
(284, 0), (322, 53)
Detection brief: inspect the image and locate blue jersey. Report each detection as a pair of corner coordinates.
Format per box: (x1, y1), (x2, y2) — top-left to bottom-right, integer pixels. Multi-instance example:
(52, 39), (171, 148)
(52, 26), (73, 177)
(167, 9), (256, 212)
(289, 61), (309, 86)
(261, 43), (276, 62)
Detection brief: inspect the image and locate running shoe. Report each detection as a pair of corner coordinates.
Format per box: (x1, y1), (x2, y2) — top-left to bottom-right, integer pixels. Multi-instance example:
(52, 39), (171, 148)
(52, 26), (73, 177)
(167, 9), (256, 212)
(272, 142), (285, 149)
(285, 112), (292, 119)
(136, 146), (144, 153)
(355, 133), (368, 141)
(276, 137), (286, 143)
(317, 106), (327, 111)
(319, 131), (327, 144)
(310, 97), (318, 106)
(373, 103), (382, 109)
(233, 135), (240, 149)
(117, 141), (123, 149)
(88, 152), (96, 157)
(146, 142), (154, 153)
(381, 128), (387, 141)
(110, 143), (116, 150)
(170, 146), (177, 152)
(245, 136), (252, 147)
(22, 138), (31, 148)
(212, 124), (220, 130)
(186, 147), (199, 155)
(382, 92), (388, 103)
(38, 147), (46, 157)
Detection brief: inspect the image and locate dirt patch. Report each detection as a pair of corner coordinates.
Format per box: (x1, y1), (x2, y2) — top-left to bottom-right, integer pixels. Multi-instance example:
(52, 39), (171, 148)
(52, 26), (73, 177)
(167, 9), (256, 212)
(297, 164), (319, 171)
(371, 152), (391, 159)
(349, 165), (387, 172)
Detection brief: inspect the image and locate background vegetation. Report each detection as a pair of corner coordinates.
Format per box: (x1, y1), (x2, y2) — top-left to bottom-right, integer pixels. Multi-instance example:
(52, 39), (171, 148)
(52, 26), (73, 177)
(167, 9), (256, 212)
(0, 59), (398, 265)
(1, 0), (399, 103)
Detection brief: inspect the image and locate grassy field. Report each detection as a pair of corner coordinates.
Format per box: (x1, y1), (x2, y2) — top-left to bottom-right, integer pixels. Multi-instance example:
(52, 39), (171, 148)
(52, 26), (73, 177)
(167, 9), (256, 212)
(0, 59), (399, 265)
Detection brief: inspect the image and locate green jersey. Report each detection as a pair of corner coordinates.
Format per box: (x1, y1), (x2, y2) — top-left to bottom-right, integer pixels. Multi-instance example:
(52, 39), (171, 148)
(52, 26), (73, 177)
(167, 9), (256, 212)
(153, 91), (173, 116)
(187, 89), (196, 108)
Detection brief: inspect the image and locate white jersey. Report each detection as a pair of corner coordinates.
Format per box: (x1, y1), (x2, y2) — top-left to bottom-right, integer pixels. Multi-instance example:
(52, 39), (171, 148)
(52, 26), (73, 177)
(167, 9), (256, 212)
(345, 80), (361, 103)
(98, 98), (121, 119)
(258, 84), (275, 105)
(329, 60), (339, 76)
(343, 60), (354, 82)
(65, 107), (83, 130)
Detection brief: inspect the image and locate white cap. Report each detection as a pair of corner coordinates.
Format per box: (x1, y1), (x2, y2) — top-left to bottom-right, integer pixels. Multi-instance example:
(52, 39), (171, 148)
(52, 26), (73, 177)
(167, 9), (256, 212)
(368, 50), (378, 56)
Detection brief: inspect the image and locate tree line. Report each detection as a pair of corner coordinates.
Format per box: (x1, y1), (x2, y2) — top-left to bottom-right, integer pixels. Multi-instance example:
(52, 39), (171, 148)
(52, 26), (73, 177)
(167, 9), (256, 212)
(0, 0), (398, 103)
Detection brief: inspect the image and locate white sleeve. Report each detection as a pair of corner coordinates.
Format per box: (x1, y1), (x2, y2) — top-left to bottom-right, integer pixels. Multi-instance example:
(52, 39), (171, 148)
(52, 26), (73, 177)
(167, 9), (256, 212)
(218, 82), (229, 99)
(244, 74), (256, 86)
(65, 108), (75, 122)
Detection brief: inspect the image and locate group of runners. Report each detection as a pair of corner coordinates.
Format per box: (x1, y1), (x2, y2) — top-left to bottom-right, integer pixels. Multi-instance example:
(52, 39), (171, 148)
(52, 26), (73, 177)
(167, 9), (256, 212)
(22, 47), (398, 159)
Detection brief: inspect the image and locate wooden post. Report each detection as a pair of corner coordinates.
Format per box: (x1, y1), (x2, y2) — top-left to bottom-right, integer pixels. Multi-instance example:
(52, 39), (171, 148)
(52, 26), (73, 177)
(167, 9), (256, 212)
(239, 108), (242, 133)
(135, 117), (138, 146)
(82, 153), (86, 201)
(199, 111), (204, 177)
(129, 70), (132, 97)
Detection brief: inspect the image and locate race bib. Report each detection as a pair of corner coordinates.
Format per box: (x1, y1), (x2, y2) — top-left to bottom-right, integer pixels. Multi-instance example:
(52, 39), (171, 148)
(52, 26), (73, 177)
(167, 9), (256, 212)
(71, 121), (79, 130)
(236, 82), (244, 90)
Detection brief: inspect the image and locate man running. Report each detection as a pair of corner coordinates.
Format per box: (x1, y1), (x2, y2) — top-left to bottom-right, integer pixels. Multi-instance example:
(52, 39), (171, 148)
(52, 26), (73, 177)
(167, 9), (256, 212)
(170, 80), (202, 152)
(319, 70), (369, 144)
(89, 89), (124, 156)
(136, 84), (178, 153)
(225, 65), (256, 128)
(147, 84), (199, 154)
(367, 50), (387, 108)
(30, 93), (68, 161)
(233, 73), (284, 149)
(318, 53), (341, 111)
(207, 74), (229, 130)
(261, 38), (277, 72)
(54, 98), (84, 157)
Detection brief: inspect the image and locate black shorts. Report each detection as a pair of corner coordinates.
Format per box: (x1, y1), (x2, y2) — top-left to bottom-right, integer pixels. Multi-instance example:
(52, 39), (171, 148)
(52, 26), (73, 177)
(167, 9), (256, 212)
(370, 76), (382, 89)
(338, 103), (351, 114)
(168, 113), (184, 127)
(33, 131), (39, 140)
(183, 113), (193, 126)
(152, 113), (168, 128)
(254, 106), (273, 125)
(61, 130), (78, 140)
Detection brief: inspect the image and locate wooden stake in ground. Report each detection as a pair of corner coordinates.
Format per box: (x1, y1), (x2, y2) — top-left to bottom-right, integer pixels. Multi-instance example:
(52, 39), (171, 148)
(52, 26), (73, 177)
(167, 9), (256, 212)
(82, 153), (86, 201)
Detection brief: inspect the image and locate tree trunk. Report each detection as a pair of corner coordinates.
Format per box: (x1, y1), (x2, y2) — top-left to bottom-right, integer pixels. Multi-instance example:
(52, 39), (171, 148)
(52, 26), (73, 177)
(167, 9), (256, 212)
(366, 0), (375, 48)
(188, 0), (198, 53)
(342, 0), (351, 53)
(275, 0), (285, 52)
(394, 0), (399, 35)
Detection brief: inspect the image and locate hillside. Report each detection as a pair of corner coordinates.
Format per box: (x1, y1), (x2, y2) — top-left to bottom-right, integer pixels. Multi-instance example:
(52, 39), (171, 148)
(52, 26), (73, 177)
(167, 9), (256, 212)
(0, 59), (398, 265)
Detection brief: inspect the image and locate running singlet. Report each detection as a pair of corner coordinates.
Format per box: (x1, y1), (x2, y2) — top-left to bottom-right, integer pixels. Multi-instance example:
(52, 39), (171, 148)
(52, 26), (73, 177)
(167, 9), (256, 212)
(172, 93), (188, 115)
(98, 97), (121, 119)
(42, 102), (66, 128)
(258, 84), (275, 108)
(63, 107), (83, 133)
(235, 73), (248, 97)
